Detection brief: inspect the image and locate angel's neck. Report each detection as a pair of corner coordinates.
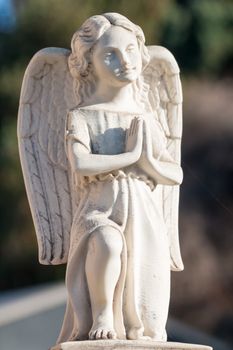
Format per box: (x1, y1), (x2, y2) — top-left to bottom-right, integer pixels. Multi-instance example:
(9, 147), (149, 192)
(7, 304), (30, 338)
(85, 81), (138, 110)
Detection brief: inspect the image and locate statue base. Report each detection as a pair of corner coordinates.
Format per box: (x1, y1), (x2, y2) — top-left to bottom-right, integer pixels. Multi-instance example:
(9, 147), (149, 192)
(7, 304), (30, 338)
(51, 340), (212, 350)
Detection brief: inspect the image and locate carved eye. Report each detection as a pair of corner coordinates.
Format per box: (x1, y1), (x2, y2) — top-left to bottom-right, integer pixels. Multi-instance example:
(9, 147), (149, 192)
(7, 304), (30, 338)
(104, 52), (113, 60)
(126, 45), (135, 53)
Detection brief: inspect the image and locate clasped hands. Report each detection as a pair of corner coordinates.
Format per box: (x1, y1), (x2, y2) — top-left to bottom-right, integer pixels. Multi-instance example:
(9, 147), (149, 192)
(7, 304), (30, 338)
(125, 116), (153, 166)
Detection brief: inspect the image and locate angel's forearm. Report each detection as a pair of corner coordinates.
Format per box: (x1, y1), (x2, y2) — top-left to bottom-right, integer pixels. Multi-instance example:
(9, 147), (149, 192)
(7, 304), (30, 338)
(140, 157), (183, 185)
(70, 152), (136, 176)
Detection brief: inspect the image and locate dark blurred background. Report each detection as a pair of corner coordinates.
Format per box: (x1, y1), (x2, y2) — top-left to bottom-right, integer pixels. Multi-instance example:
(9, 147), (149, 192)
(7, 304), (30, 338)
(0, 0), (233, 347)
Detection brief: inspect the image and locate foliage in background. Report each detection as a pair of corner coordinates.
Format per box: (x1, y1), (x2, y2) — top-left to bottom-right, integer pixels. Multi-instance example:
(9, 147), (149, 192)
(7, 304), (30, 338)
(161, 0), (233, 76)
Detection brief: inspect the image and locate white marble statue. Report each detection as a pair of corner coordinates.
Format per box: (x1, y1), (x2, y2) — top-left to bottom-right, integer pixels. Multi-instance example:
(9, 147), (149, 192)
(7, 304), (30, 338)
(18, 13), (184, 344)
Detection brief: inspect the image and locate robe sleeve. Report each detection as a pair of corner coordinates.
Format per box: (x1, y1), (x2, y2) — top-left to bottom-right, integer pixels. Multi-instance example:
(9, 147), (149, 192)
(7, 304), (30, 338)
(66, 109), (91, 155)
(65, 109), (92, 189)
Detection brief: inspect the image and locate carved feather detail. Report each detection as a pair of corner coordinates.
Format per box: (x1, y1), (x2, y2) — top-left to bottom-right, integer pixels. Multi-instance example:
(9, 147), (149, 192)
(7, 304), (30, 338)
(144, 46), (184, 271)
(18, 48), (77, 265)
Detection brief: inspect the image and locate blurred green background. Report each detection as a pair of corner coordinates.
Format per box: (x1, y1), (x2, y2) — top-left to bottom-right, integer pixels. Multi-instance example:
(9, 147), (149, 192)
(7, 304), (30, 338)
(0, 0), (233, 346)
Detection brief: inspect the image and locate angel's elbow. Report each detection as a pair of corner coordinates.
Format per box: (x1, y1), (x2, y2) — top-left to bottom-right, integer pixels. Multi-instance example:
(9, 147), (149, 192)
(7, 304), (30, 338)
(173, 166), (183, 185)
(74, 157), (88, 175)
(161, 165), (183, 186)
(178, 167), (183, 184)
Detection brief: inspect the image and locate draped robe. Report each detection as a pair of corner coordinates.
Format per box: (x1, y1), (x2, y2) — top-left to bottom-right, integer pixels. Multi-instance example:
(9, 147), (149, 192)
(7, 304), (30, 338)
(57, 108), (170, 342)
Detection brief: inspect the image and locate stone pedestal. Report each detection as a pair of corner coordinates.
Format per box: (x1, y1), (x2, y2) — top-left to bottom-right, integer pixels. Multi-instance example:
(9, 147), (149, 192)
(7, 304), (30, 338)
(51, 340), (212, 350)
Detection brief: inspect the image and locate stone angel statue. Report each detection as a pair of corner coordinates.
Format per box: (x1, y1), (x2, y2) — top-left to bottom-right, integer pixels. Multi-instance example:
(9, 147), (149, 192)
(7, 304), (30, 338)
(18, 13), (183, 344)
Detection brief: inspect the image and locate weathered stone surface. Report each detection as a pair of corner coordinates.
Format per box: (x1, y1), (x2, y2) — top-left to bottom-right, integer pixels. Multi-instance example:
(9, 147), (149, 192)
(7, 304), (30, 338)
(19, 12), (185, 345)
(51, 340), (212, 350)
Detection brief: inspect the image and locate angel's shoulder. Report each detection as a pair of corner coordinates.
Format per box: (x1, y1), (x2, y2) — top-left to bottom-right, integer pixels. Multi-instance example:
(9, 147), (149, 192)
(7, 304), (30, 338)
(68, 107), (88, 120)
(66, 107), (89, 132)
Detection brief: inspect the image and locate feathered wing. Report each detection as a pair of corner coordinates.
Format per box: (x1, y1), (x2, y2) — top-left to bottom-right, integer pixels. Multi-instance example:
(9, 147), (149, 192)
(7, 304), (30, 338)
(18, 47), (77, 265)
(143, 45), (184, 271)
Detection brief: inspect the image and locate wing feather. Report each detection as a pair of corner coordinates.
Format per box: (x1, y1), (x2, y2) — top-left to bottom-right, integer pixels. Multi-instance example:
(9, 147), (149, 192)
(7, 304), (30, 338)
(144, 45), (184, 271)
(18, 48), (77, 265)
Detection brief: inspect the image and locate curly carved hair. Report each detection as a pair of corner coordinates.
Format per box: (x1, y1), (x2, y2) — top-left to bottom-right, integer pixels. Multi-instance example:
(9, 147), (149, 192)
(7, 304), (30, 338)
(68, 13), (150, 105)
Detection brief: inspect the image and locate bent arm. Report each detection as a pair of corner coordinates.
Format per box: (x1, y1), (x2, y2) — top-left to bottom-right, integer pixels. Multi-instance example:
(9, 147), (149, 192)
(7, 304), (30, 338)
(66, 114), (143, 177)
(139, 120), (183, 186)
(140, 155), (183, 186)
(68, 141), (138, 176)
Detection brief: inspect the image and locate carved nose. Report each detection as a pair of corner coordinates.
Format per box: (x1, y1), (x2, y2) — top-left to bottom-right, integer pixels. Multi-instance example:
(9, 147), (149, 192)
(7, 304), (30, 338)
(120, 53), (130, 67)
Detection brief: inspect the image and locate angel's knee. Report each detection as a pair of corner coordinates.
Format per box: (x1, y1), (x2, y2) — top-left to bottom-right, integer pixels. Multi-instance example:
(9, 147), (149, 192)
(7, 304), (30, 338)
(88, 226), (123, 258)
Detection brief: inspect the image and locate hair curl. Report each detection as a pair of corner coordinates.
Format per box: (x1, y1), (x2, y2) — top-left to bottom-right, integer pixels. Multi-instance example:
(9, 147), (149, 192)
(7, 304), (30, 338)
(69, 13), (150, 105)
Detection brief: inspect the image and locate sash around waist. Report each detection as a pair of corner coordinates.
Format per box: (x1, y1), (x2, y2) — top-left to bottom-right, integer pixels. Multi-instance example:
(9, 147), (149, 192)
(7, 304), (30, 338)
(73, 169), (156, 191)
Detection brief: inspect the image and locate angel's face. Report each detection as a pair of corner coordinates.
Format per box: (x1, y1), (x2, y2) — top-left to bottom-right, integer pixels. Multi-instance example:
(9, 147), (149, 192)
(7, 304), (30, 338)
(92, 26), (142, 87)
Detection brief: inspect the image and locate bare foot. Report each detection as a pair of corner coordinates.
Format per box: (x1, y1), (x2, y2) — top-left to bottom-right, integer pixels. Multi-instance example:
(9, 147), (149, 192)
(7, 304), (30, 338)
(127, 327), (144, 340)
(89, 326), (117, 340)
(151, 331), (167, 342)
(89, 308), (117, 340)
(138, 336), (151, 340)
